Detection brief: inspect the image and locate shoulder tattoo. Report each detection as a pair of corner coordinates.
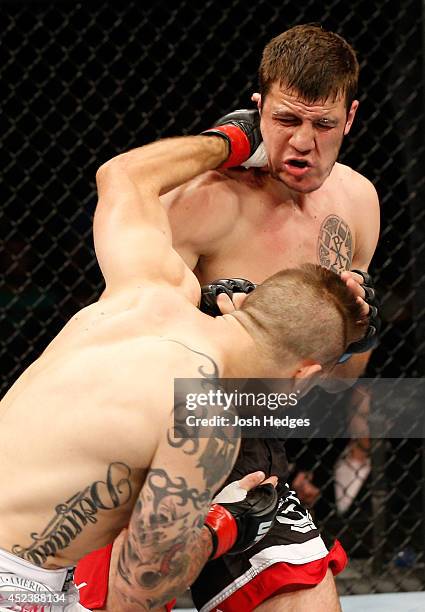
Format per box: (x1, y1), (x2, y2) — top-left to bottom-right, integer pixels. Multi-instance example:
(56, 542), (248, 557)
(317, 214), (353, 272)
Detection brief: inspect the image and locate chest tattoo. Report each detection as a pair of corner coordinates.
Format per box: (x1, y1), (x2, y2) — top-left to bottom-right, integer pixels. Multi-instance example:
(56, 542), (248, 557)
(317, 214), (353, 273)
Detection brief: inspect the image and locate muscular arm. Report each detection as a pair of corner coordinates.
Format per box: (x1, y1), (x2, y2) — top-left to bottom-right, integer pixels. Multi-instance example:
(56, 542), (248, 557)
(111, 437), (238, 612)
(112, 463), (215, 612)
(350, 174), (380, 273)
(109, 349), (239, 611)
(326, 173), (380, 385)
(93, 136), (228, 294)
(161, 171), (240, 271)
(103, 526), (213, 612)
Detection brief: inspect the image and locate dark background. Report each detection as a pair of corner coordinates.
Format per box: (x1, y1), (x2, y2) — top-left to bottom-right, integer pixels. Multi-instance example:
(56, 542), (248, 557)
(1, 0), (424, 595)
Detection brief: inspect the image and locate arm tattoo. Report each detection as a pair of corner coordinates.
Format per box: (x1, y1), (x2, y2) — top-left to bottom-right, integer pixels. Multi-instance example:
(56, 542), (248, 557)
(116, 467), (216, 610)
(317, 214), (353, 273)
(116, 342), (239, 609)
(166, 339), (239, 490)
(13, 462), (132, 566)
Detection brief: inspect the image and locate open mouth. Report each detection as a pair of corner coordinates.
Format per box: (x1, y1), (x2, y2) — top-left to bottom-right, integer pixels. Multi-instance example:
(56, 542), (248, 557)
(287, 159), (309, 168)
(283, 159), (312, 177)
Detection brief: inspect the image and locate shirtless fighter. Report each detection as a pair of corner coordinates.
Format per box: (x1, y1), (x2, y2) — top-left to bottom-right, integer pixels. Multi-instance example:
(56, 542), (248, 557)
(76, 24), (380, 612)
(0, 122), (367, 611)
(170, 25), (381, 612)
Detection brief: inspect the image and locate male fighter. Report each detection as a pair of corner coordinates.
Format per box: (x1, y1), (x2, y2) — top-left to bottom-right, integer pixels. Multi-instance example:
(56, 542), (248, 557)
(165, 24), (380, 612)
(0, 125), (367, 611)
(76, 24), (380, 612)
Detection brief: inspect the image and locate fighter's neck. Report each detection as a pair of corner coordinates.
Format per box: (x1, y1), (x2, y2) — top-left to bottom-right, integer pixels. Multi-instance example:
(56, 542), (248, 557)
(244, 171), (311, 211)
(273, 176), (320, 210)
(226, 167), (318, 210)
(210, 314), (276, 378)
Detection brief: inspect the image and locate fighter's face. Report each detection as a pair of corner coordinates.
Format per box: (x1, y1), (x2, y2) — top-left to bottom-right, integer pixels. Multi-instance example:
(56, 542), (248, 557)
(259, 83), (358, 194)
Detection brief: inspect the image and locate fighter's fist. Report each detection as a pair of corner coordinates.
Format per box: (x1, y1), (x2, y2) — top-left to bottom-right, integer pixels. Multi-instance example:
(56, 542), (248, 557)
(201, 109), (267, 169)
(340, 269), (381, 357)
(204, 471), (279, 559)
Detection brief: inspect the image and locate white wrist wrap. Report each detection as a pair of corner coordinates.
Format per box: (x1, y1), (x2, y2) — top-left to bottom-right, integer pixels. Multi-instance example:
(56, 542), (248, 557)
(242, 142), (268, 168)
(213, 481), (248, 504)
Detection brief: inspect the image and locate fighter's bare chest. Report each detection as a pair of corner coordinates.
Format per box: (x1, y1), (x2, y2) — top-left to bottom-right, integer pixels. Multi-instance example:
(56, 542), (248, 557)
(198, 207), (355, 283)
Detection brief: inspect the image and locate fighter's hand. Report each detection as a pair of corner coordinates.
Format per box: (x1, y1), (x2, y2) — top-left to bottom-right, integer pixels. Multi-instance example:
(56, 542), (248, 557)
(340, 269), (381, 357)
(205, 471), (279, 559)
(201, 109), (267, 168)
(340, 270), (369, 319)
(216, 291), (249, 314)
(200, 278), (256, 317)
(221, 471), (278, 493)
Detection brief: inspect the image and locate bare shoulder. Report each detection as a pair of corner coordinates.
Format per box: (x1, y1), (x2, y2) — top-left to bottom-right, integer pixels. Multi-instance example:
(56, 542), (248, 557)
(164, 169), (240, 204)
(164, 167), (263, 206)
(189, 168), (261, 189)
(162, 170), (245, 257)
(165, 338), (221, 379)
(334, 163), (380, 267)
(334, 162), (379, 208)
(139, 336), (223, 434)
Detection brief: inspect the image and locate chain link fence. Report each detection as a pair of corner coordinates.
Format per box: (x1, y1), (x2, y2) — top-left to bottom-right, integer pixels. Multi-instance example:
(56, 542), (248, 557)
(1, 0), (424, 599)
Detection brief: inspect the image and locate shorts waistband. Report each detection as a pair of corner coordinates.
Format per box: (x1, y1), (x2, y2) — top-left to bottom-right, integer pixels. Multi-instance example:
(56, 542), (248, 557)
(0, 547), (74, 592)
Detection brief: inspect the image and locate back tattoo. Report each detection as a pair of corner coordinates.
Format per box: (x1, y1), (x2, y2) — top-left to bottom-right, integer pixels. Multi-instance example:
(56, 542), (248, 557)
(13, 462), (133, 566)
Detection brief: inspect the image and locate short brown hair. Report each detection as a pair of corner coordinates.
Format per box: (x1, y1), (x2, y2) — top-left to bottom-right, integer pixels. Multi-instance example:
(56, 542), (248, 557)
(259, 24), (359, 109)
(236, 264), (367, 368)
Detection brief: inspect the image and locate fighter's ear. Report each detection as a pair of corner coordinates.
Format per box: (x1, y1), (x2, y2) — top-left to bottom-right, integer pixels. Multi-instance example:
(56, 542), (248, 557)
(344, 100), (359, 135)
(251, 92), (261, 113)
(292, 361), (323, 397)
(295, 362), (322, 379)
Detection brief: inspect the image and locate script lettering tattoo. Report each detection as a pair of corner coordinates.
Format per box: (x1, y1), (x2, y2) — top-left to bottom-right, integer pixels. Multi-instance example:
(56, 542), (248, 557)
(317, 214), (353, 273)
(116, 342), (239, 610)
(13, 462), (132, 566)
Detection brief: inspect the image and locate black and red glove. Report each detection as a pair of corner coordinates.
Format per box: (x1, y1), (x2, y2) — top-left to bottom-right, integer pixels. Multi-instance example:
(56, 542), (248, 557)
(200, 277), (256, 317)
(201, 109), (267, 169)
(204, 480), (279, 559)
(338, 270), (381, 363)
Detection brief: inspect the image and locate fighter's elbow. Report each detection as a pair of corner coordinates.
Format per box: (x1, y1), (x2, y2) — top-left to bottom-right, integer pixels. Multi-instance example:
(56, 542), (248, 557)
(95, 155), (128, 188)
(96, 153), (156, 197)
